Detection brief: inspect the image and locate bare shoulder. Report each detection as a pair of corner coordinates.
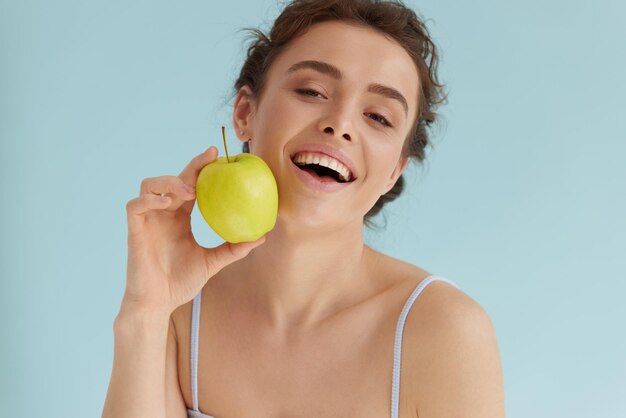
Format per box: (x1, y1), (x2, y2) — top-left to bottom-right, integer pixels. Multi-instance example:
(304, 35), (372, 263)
(400, 274), (505, 418)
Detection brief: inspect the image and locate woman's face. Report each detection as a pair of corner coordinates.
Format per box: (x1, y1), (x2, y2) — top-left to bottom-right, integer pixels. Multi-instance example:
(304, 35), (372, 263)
(234, 20), (420, 229)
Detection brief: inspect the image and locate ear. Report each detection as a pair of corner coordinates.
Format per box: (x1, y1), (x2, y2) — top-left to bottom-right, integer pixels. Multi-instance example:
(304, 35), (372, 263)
(382, 156), (409, 195)
(232, 85), (256, 142)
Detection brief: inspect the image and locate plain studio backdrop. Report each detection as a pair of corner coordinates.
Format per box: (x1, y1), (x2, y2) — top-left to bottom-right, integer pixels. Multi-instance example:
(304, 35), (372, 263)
(1, 0), (625, 416)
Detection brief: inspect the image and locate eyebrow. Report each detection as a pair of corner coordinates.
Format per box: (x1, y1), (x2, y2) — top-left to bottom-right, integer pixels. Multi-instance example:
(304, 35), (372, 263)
(286, 60), (409, 116)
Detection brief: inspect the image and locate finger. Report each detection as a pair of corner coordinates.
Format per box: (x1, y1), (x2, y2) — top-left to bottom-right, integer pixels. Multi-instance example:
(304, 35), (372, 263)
(178, 146), (219, 186)
(126, 194), (172, 218)
(140, 176), (196, 198)
(203, 236), (266, 275)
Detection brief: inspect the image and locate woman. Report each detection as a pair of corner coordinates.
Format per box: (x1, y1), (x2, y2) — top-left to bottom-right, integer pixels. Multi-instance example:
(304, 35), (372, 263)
(102, 1), (505, 417)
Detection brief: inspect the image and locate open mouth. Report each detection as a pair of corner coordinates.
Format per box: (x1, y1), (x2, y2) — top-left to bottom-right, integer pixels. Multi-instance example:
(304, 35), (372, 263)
(291, 153), (355, 183)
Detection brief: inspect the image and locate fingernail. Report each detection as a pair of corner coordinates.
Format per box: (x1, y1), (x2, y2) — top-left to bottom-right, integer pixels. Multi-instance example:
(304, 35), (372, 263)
(184, 184), (195, 194)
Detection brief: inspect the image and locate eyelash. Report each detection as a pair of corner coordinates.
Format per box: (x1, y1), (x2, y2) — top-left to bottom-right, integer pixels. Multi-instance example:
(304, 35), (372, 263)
(295, 88), (393, 128)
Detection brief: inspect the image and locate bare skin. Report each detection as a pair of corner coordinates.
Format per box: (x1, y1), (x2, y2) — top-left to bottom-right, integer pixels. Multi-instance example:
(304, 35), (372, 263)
(170, 251), (499, 417)
(103, 20), (504, 418)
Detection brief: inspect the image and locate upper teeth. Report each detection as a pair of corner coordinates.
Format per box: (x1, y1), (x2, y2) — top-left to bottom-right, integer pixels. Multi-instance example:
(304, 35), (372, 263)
(293, 152), (352, 182)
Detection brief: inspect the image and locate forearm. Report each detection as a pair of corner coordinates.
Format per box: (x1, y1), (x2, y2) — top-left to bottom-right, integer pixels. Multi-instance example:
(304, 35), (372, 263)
(101, 306), (171, 418)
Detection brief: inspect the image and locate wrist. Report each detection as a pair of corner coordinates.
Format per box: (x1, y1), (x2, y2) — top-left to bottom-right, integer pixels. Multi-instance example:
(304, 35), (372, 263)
(115, 301), (172, 334)
(118, 293), (173, 318)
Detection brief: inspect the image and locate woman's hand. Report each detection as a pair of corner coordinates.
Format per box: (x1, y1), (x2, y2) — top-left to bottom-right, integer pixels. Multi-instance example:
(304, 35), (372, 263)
(122, 146), (265, 315)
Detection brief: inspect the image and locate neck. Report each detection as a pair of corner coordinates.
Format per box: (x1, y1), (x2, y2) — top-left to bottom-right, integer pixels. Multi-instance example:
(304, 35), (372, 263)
(218, 218), (378, 332)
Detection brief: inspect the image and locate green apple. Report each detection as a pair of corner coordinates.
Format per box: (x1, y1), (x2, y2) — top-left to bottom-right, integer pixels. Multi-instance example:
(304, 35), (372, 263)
(196, 127), (278, 243)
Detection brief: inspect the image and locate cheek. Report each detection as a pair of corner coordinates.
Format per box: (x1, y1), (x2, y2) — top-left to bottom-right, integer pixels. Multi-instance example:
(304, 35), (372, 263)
(255, 94), (310, 140)
(249, 95), (307, 173)
(254, 94), (317, 156)
(265, 89), (307, 117)
(364, 142), (403, 182)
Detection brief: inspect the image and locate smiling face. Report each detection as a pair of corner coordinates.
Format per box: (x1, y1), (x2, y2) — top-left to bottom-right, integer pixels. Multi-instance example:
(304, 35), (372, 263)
(233, 20), (420, 229)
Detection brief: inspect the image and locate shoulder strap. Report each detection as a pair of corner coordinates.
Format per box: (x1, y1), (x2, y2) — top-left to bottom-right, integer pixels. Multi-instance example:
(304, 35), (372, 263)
(190, 291), (203, 412)
(390, 276), (459, 418)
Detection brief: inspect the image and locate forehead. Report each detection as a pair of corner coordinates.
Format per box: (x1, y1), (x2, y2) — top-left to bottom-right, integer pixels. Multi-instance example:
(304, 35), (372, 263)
(268, 20), (420, 107)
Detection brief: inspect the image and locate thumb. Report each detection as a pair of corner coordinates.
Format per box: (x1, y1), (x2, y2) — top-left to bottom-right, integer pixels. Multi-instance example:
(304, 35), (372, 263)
(204, 236), (266, 275)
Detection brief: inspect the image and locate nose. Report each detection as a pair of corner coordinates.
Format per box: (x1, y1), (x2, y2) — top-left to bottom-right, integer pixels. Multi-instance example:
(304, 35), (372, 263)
(318, 101), (355, 142)
(323, 126), (351, 141)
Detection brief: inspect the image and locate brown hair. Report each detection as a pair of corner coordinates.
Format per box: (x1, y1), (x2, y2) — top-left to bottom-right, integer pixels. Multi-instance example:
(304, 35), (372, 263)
(234, 0), (447, 228)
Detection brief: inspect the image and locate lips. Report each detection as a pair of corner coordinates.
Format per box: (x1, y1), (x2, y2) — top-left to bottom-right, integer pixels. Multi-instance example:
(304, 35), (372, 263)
(289, 143), (358, 181)
(289, 157), (353, 192)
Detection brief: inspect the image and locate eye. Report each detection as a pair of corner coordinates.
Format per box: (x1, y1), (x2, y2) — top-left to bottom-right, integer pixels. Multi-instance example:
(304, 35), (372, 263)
(365, 113), (393, 128)
(295, 88), (325, 99)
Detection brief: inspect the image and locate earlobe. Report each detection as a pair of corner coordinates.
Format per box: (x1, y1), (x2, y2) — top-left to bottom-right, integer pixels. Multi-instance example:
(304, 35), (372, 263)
(232, 85), (256, 142)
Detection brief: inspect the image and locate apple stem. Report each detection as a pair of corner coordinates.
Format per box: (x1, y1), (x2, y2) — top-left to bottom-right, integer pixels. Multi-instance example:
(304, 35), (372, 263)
(222, 126), (230, 163)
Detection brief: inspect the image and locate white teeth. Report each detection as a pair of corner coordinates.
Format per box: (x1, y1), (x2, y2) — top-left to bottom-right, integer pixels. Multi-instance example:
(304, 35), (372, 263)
(293, 152), (353, 182)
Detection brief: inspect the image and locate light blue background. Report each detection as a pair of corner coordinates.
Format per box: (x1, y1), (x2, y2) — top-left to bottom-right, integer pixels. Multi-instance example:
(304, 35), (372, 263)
(1, 0), (624, 416)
